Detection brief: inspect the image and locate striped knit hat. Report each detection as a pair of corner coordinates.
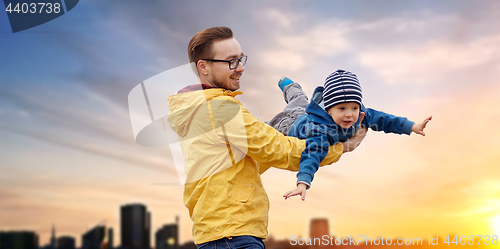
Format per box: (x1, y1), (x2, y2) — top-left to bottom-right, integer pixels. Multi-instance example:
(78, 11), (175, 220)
(323, 69), (363, 111)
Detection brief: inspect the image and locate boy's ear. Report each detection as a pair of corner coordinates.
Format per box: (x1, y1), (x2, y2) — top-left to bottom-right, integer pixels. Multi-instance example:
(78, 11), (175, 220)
(197, 60), (209, 76)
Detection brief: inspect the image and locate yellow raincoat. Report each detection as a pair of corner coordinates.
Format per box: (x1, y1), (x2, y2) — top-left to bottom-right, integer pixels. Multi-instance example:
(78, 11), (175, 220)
(167, 88), (343, 244)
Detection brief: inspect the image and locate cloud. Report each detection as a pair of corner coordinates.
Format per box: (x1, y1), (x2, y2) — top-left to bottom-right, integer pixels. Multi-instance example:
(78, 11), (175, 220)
(256, 21), (348, 71)
(261, 50), (305, 71)
(358, 34), (500, 85)
(254, 8), (500, 88)
(3, 79), (180, 183)
(256, 9), (294, 31)
(2, 124), (177, 176)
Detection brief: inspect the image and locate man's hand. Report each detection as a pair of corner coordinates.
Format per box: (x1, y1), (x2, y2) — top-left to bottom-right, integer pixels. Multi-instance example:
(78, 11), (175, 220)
(411, 116), (432, 136)
(343, 112), (367, 153)
(283, 183), (308, 201)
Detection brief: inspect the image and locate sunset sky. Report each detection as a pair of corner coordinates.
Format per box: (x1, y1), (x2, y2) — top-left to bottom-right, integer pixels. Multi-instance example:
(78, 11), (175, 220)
(1, 0), (500, 247)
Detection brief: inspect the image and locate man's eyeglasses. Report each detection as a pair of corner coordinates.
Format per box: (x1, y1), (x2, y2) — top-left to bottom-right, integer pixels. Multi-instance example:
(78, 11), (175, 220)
(202, 55), (247, 70)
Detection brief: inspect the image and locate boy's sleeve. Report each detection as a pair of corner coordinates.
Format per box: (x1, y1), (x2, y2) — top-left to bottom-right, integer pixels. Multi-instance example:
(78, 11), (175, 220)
(362, 105), (414, 135)
(296, 122), (340, 188)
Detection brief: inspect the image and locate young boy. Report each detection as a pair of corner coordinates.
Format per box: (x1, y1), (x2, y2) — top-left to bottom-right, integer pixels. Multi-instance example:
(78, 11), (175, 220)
(266, 69), (432, 201)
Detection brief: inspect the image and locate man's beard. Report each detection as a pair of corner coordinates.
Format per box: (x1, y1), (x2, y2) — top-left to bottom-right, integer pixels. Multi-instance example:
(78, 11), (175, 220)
(209, 72), (241, 90)
(210, 74), (226, 88)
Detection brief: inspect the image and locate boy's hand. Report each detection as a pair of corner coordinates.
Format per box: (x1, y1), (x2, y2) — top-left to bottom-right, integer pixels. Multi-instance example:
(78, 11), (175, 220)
(411, 116), (432, 136)
(343, 112), (367, 153)
(283, 183), (308, 201)
(358, 111), (365, 127)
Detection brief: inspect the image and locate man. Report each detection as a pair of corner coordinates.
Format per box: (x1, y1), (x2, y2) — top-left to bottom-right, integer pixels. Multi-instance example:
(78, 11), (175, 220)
(167, 27), (367, 249)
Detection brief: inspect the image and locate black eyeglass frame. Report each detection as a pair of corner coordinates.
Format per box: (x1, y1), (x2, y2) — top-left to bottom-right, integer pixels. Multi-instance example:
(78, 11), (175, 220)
(201, 55), (247, 70)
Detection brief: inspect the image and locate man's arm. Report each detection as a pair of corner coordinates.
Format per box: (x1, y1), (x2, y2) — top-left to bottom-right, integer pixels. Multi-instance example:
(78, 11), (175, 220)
(255, 106), (368, 174)
(211, 97), (343, 173)
(239, 105), (344, 174)
(210, 96), (366, 174)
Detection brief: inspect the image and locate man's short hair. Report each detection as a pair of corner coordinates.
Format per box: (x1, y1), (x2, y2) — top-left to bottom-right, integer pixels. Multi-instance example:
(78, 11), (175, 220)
(188, 27), (233, 66)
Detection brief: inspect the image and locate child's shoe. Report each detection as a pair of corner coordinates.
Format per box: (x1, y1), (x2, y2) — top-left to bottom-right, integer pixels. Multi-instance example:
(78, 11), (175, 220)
(278, 77), (293, 92)
(278, 77), (294, 103)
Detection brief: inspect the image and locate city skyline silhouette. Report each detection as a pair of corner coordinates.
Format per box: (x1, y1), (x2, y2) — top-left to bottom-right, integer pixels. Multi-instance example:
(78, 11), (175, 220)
(2, 203), (498, 249)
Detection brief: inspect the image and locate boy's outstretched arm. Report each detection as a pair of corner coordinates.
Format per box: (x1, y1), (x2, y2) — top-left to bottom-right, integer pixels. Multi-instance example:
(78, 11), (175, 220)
(411, 116), (433, 136)
(284, 183), (308, 201)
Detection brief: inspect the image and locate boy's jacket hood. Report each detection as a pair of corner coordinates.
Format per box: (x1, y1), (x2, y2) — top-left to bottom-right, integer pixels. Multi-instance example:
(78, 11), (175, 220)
(306, 86), (338, 125)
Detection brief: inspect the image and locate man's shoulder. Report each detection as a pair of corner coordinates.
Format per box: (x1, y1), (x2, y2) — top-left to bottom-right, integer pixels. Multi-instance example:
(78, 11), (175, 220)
(207, 90), (243, 105)
(177, 84), (218, 94)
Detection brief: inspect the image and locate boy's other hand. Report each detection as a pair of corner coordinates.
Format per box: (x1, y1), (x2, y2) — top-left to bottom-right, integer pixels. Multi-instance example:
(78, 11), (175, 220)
(358, 111), (365, 127)
(411, 116), (432, 136)
(283, 183), (308, 201)
(343, 112), (367, 153)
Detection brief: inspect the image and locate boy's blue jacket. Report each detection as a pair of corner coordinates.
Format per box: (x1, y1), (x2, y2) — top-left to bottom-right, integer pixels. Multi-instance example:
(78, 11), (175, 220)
(287, 86), (415, 187)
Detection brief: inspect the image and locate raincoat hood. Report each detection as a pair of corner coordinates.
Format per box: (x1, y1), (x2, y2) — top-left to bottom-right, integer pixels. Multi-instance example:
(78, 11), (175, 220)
(168, 88), (242, 137)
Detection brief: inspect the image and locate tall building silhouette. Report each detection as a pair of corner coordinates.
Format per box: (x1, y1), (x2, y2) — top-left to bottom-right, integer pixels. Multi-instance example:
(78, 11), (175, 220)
(105, 227), (114, 249)
(155, 216), (179, 249)
(309, 218), (329, 249)
(0, 231), (39, 249)
(120, 204), (150, 249)
(310, 218), (329, 239)
(51, 224), (57, 249)
(82, 225), (113, 249)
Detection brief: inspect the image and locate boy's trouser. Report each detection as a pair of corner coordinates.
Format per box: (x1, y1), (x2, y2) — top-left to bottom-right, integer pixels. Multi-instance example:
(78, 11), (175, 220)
(266, 82), (308, 135)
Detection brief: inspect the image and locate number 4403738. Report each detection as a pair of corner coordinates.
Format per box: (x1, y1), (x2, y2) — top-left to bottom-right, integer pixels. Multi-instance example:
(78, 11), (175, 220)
(5, 3), (61, 14)
(443, 235), (498, 246)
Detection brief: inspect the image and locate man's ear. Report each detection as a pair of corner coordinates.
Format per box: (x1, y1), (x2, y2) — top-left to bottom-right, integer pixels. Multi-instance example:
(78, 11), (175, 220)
(197, 60), (209, 76)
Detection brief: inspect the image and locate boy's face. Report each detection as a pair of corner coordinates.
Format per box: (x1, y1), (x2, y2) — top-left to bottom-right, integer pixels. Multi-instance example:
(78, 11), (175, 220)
(327, 102), (360, 129)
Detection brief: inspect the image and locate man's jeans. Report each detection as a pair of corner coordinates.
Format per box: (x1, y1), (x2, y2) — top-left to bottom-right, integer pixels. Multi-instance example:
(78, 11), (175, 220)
(196, 236), (265, 249)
